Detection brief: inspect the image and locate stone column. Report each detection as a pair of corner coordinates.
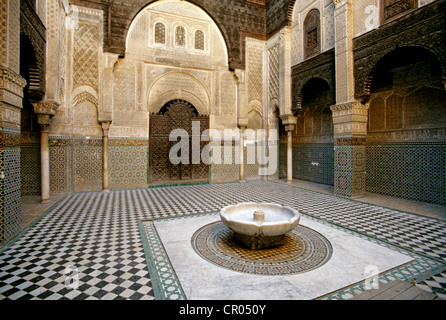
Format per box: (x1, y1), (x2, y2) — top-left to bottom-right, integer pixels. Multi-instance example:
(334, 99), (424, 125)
(99, 54), (118, 192)
(101, 121), (111, 192)
(33, 101), (58, 203)
(235, 69), (248, 183)
(280, 115), (297, 183)
(37, 114), (51, 203)
(239, 125), (247, 182)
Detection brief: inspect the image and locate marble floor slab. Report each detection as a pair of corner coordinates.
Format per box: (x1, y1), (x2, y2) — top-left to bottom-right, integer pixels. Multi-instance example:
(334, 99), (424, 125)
(152, 213), (415, 300)
(2, 181), (445, 300)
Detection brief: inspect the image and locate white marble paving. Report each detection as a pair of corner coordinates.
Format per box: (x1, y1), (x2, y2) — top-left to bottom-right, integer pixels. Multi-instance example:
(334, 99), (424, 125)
(154, 214), (415, 300)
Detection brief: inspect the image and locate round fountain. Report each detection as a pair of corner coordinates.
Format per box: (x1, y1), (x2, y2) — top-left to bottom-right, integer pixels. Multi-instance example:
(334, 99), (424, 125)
(220, 202), (301, 250)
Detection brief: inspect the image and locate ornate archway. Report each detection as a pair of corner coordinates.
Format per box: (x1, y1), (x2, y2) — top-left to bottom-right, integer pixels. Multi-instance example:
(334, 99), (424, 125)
(292, 78), (334, 186)
(366, 46), (446, 205)
(149, 100), (210, 184)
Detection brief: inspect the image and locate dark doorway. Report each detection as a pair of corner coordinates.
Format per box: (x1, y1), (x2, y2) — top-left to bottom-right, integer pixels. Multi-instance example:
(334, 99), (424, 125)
(149, 100), (210, 184)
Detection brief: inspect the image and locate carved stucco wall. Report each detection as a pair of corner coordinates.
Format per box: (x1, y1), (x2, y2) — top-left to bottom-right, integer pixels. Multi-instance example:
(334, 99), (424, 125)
(123, 0), (234, 136)
(70, 0), (266, 70)
(289, 0), (335, 67)
(19, 0), (446, 201)
(353, 0), (446, 100)
(246, 37), (265, 126)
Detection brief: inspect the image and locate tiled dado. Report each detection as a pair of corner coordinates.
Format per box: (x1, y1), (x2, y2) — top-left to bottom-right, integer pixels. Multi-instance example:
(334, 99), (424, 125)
(244, 144), (261, 180)
(334, 137), (367, 198)
(49, 138), (72, 195)
(20, 144), (40, 196)
(366, 143), (446, 205)
(49, 137), (150, 193)
(49, 137), (103, 194)
(109, 138), (148, 191)
(279, 143), (287, 179)
(0, 129), (21, 246)
(73, 140), (103, 193)
(292, 144), (334, 186)
(210, 141), (240, 183)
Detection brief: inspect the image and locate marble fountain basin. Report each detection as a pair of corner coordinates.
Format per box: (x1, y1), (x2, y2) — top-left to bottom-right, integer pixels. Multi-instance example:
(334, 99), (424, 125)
(220, 202), (301, 250)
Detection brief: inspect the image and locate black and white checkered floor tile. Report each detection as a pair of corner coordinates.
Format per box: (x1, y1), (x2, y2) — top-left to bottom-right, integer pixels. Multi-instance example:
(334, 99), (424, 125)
(0, 181), (445, 300)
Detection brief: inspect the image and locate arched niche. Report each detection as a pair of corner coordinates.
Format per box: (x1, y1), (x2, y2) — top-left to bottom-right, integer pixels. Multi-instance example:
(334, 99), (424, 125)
(126, 0), (228, 68)
(148, 72), (210, 117)
(366, 45), (446, 205)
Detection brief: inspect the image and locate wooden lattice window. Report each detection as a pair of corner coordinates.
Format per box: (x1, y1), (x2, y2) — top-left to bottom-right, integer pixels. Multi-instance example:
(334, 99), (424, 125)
(154, 22), (166, 44)
(381, 0), (417, 24)
(175, 26), (186, 47)
(304, 9), (320, 60)
(195, 30), (205, 50)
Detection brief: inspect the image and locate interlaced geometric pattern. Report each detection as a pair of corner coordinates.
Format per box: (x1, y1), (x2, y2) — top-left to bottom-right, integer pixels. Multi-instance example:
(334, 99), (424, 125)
(268, 45), (279, 100)
(194, 30), (204, 50)
(366, 143), (446, 205)
(20, 144), (41, 196)
(175, 26), (186, 47)
(192, 222), (333, 275)
(154, 22), (166, 44)
(248, 48), (264, 103)
(73, 22), (99, 89)
(0, 182), (445, 300)
(293, 144), (334, 186)
(1, 149), (21, 244)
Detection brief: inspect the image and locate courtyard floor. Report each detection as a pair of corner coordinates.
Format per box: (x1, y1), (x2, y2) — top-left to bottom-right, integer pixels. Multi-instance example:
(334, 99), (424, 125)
(0, 180), (445, 300)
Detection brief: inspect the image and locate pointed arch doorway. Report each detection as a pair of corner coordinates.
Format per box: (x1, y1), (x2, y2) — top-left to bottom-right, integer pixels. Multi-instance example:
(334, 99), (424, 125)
(149, 100), (210, 184)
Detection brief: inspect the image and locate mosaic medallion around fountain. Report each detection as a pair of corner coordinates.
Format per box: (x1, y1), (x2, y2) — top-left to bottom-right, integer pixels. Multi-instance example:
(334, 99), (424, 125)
(191, 222), (333, 276)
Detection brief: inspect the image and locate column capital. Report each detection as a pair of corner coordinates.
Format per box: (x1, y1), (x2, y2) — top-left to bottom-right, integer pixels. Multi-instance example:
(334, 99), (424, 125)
(103, 52), (120, 70)
(280, 114), (297, 126)
(32, 100), (60, 116)
(101, 121), (112, 137)
(234, 69), (245, 84)
(238, 118), (248, 130)
(37, 114), (52, 132)
(280, 115), (297, 132)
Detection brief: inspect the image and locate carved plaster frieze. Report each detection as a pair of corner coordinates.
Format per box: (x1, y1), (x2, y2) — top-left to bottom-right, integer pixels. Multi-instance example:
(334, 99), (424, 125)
(0, 66), (27, 101)
(330, 101), (369, 115)
(32, 100), (60, 116)
(353, 0), (446, 100)
(330, 101), (369, 136)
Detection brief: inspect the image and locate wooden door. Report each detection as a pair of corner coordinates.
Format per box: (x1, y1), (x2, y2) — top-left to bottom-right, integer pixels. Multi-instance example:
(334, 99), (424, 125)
(149, 100), (209, 184)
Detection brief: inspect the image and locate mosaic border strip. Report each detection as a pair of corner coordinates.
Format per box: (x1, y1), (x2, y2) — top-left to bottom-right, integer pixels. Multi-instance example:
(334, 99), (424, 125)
(138, 220), (186, 300)
(139, 210), (444, 300)
(191, 222), (333, 276)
